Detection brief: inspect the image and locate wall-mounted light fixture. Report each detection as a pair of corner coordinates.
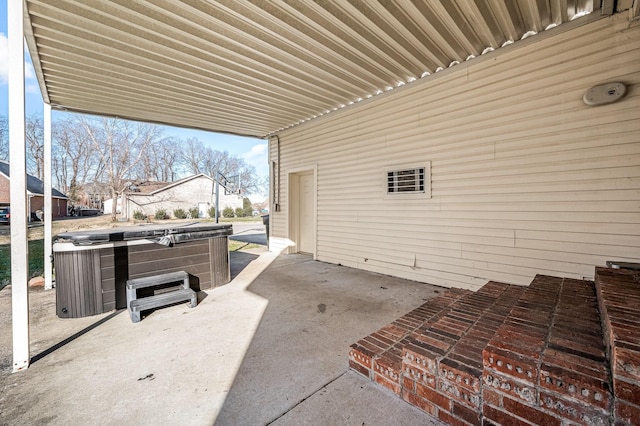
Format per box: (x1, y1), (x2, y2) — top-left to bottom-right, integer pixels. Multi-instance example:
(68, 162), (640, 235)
(583, 82), (626, 106)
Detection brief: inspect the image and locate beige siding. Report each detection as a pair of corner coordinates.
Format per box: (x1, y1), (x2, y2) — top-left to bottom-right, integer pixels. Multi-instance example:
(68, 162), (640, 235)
(270, 14), (640, 290)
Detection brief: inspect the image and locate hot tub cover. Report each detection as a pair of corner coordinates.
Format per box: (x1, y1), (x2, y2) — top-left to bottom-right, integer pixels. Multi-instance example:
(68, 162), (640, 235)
(54, 222), (233, 246)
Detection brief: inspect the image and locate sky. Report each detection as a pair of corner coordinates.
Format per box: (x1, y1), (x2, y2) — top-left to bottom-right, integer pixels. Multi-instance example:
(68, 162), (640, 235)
(0, 1), (269, 202)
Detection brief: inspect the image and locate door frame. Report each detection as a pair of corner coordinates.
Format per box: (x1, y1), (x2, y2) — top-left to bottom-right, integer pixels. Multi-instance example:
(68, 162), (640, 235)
(287, 164), (317, 258)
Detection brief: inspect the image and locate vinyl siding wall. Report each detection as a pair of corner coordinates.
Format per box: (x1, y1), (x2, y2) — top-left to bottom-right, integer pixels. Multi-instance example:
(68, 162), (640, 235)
(269, 13), (640, 290)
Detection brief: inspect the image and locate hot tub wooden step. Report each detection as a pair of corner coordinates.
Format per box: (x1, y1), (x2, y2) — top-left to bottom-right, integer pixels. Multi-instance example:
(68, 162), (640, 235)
(129, 288), (197, 323)
(126, 271), (197, 323)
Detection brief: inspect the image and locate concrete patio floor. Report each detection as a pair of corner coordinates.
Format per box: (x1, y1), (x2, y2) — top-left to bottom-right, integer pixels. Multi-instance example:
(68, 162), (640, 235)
(0, 249), (446, 425)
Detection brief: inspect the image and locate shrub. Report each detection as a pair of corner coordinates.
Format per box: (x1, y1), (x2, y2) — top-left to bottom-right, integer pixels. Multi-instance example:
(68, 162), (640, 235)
(188, 207), (200, 219)
(173, 208), (187, 219)
(235, 207), (245, 218)
(208, 206), (218, 218)
(222, 206), (235, 218)
(154, 208), (168, 220)
(133, 210), (146, 220)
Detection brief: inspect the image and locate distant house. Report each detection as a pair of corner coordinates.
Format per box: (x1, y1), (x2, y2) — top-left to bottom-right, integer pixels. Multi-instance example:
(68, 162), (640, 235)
(103, 173), (243, 219)
(0, 160), (69, 219)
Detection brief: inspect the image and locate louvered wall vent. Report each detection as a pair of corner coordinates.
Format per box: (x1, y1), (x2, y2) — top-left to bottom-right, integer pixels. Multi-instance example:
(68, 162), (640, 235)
(386, 162), (431, 198)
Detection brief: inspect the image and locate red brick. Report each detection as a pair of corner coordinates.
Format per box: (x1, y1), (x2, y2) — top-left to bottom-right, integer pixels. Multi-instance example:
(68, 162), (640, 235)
(403, 343), (439, 373)
(446, 351), (483, 371)
(370, 331), (396, 347)
(402, 389), (437, 416)
(613, 347), (640, 382)
(488, 333), (546, 359)
(438, 377), (481, 409)
(483, 404), (532, 426)
(373, 358), (401, 384)
(482, 388), (502, 407)
(483, 371), (538, 405)
(539, 362), (611, 410)
(430, 322), (467, 339)
(449, 309), (480, 323)
(502, 395), (562, 426)
(615, 399), (640, 425)
(374, 371), (401, 395)
(349, 346), (372, 369)
(402, 375), (415, 393)
(483, 345), (539, 383)
(380, 323), (411, 339)
(352, 339), (383, 358)
(539, 389), (610, 426)
(416, 381), (451, 411)
(548, 335), (606, 360)
(542, 348), (609, 379)
(349, 359), (370, 378)
(495, 322), (548, 343)
(412, 331), (455, 354)
(439, 357), (482, 393)
(607, 307), (640, 326)
(452, 401), (481, 425)
(438, 409), (476, 426)
(362, 335), (389, 352)
(440, 315), (476, 331)
(403, 363), (437, 389)
(611, 322), (640, 345)
(614, 377), (640, 407)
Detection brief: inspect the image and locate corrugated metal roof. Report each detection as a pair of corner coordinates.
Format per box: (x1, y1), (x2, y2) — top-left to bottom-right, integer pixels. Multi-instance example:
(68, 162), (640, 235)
(23, 0), (602, 139)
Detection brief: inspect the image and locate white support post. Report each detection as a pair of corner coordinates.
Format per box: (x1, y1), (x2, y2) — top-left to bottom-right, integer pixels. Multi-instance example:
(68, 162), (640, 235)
(8, 0), (30, 372)
(44, 104), (53, 290)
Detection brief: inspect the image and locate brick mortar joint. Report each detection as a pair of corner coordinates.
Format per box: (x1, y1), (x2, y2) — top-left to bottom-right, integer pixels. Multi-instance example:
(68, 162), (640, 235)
(540, 278), (565, 382)
(437, 285), (513, 362)
(373, 291), (470, 364)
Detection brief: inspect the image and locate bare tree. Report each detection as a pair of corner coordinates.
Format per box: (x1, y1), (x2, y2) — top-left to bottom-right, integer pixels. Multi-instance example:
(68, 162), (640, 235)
(180, 137), (262, 196)
(135, 136), (181, 182)
(52, 116), (101, 203)
(180, 138), (208, 174)
(25, 114), (44, 180)
(82, 116), (162, 221)
(0, 115), (8, 161)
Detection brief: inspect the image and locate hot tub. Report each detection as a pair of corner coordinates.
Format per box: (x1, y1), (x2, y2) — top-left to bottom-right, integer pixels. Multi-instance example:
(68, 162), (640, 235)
(53, 222), (232, 318)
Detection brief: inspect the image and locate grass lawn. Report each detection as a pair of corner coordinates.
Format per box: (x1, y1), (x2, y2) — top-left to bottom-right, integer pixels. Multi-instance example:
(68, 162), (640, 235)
(0, 239), (45, 290)
(219, 216), (263, 223)
(228, 240), (261, 251)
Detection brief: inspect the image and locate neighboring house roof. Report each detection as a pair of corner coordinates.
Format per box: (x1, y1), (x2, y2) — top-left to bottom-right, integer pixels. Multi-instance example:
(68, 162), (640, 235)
(0, 160), (68, 199)
(128, 180), (171, 194)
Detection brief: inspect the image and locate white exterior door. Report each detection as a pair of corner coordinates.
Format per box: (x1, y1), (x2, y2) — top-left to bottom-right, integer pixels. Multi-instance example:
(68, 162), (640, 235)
(297, 172), (314, 254)
(198, 202), (208, 218)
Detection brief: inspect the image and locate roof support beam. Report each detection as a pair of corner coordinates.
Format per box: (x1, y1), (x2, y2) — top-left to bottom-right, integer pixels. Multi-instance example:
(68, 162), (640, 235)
(9, 0), (30, 372)
(44, 104), (53, 291)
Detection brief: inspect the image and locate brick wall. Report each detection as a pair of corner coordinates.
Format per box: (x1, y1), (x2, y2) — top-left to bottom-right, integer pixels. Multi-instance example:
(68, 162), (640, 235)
(483, 276), (611, 425)
(350, 268), (640, 425)
(595, 267), (640, 426)
(0, 174), (68, 217)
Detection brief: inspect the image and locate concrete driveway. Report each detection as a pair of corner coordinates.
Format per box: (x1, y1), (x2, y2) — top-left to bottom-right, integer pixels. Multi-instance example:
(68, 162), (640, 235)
(0, 249), (444, 425)
(229, 222), (268, 246)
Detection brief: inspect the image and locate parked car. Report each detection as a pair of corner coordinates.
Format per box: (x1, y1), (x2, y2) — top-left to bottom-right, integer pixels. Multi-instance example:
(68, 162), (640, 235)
(0, 206), (10, 225)
(74, 206), (101, 216)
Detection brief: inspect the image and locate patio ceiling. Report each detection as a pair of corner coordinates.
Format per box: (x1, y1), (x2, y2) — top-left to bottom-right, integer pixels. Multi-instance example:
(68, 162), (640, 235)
(23, 0), (603, 139)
